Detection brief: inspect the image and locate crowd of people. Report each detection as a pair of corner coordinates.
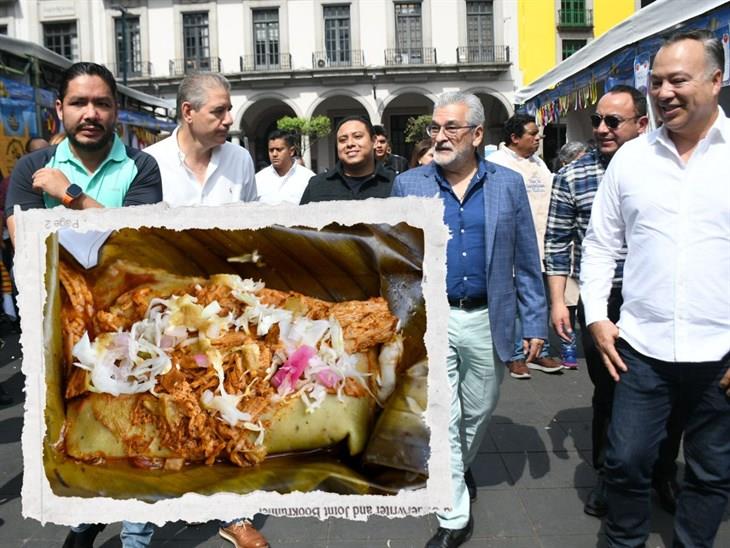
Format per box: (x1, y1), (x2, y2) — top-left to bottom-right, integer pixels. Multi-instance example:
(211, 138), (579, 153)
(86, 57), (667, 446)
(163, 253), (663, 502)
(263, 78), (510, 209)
(0, 27), (727, 548)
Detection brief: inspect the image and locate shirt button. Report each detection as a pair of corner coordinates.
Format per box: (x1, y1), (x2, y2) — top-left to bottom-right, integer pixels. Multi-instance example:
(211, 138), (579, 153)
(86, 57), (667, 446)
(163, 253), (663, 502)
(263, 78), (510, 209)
(463, 276), (468, 281)
(459, 207), (464, 212)
(460, 229), (465, 234)
(462, 251), (467, 256)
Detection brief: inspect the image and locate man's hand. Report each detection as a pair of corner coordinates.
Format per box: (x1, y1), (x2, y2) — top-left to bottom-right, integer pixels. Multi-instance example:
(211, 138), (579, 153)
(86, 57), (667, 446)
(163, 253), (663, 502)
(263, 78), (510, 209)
(550, 302), (573, 342)
(720, 367), (730, 398)
(522, 338), (544, 364)
(588, 320), (627, 382)
(32, 168), (71, 200)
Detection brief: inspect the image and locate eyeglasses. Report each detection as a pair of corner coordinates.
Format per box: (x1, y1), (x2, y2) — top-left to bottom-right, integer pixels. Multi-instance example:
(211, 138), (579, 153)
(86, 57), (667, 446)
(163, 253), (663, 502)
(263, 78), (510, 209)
(590, 114), (639, 130)
(425, 123), (477, 138)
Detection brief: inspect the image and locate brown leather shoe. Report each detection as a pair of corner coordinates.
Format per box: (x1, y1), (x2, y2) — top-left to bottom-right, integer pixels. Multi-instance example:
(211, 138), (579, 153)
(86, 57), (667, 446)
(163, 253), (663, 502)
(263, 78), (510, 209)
(527, 356), (565, 374)
(507, 360), (531, 379)
(219, 520), (270, 548)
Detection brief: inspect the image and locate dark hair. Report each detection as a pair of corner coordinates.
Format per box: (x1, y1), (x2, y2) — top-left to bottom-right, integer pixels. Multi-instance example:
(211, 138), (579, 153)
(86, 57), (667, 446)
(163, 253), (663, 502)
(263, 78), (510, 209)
(335, 115), (374, 137)
(372, 124), (387, 137)
(664, 29), (724, 77)
(502, 113), (536, 144)
(606, 84), (647, 117)
(409, 138), (433, 168)
(267, 129), (296, 148)
(58, 62), (117, 102)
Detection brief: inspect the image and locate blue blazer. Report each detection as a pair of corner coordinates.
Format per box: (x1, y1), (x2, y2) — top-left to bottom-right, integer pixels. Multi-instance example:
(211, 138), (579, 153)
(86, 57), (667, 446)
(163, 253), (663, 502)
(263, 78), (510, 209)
(392, 159), (548, 362)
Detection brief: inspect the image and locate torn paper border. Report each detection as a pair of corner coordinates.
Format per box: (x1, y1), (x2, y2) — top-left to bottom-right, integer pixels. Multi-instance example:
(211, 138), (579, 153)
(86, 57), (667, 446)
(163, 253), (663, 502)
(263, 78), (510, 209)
(16, 197), (453, 526)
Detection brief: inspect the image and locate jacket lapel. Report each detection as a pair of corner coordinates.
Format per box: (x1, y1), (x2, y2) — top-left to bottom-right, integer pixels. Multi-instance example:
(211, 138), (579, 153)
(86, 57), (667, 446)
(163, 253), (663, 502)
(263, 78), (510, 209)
(483, 163), (500, 275)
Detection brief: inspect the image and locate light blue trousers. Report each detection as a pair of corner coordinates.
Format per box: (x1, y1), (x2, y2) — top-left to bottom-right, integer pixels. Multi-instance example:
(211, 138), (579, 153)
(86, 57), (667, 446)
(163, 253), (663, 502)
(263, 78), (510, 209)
(438, 307), (504, 529)
(71, 522), (153, 548)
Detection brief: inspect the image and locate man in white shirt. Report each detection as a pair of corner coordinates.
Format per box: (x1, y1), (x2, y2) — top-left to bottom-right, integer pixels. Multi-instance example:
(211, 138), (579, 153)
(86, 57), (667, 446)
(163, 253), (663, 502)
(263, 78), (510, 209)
(581, 30), (730, 548)
(145, 73), (257, 206)
(489, 114), (564, 379)
(255, 130), (314, 204)
(145, 72), (267, 548)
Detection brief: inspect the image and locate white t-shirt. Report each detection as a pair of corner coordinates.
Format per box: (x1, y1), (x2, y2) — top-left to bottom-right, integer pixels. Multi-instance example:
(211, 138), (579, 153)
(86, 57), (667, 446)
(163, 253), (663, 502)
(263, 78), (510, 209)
(255, 162), (315, 205)
(145, 127), (257, 206)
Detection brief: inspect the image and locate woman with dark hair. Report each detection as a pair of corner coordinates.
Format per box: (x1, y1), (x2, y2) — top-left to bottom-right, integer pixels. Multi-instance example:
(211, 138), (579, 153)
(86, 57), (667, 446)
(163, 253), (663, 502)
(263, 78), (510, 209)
(409, 138), (434, 168)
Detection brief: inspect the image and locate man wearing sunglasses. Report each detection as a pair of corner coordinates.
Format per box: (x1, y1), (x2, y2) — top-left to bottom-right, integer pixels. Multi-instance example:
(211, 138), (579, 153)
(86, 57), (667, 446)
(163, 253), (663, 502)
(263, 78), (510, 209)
(582, 30), (729, 547)
(393, 92), (547, 548)
(545, 84), (683, 520)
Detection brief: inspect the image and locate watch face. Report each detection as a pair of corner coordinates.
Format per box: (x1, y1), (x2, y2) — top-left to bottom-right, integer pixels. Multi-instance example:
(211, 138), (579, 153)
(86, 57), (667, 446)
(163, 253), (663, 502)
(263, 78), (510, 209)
(67, 184), (83, 200)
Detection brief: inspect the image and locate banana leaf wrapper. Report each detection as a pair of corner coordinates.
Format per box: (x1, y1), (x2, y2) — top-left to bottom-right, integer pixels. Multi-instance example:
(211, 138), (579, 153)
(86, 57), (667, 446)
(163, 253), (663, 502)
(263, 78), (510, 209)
(43, 223), (429, 499)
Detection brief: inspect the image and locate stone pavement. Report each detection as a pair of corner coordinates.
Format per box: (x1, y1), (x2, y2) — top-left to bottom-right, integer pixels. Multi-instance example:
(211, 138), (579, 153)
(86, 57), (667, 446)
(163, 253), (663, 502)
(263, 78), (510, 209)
(1, 329), (728, 547)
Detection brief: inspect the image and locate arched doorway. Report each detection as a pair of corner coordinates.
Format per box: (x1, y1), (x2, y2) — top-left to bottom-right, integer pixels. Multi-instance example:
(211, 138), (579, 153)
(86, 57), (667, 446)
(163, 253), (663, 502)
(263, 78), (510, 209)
(473, 92), (511, 147)
(381, 92), (434, 162)
(239, 98), (297, 171)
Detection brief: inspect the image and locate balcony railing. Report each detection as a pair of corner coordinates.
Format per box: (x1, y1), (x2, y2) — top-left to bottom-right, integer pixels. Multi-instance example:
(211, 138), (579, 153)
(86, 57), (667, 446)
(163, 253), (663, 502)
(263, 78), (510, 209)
(558, 8), (593, 28)
(312, 50), (364, 69)
(456, 45), (510, 64)
(384, 48), (437, 66)
(108, 61), (154, 79)
(239, 53), (292, 72)
(169, 57), (222, 76)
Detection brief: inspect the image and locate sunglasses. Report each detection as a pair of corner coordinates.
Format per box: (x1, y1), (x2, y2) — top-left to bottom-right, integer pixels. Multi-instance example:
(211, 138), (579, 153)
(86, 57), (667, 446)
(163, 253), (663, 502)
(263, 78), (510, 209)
(590, 114), (638, 129)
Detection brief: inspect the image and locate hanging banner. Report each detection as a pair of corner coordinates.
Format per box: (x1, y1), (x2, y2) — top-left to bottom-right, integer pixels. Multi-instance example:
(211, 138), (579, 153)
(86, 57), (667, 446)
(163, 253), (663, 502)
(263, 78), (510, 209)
(0, 97), (37, 136)
(633, 52), (651, 95)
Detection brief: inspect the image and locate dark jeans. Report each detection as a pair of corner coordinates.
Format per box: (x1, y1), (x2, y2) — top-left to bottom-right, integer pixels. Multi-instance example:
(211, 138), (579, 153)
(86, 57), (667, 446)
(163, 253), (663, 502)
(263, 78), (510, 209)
(577, 288), (682, 478)
(604, 342), (730, 548)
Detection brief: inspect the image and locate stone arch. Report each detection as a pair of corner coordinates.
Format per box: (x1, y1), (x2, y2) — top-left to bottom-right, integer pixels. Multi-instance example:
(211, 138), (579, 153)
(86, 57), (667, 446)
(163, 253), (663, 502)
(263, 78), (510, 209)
(305, 89), (375, 123)
(237, 96), (299, 169)
(380, 91), (435, 160)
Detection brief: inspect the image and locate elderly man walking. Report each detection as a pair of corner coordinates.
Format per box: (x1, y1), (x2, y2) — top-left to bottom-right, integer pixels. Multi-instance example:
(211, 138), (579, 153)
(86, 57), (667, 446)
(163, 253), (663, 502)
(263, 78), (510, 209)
(392, 91), (547, 548)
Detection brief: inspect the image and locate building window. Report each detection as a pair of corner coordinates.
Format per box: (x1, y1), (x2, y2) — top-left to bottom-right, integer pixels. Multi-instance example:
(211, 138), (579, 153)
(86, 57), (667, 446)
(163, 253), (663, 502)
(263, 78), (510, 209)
(394, 2), (422, 63)
(466, 1), (494, 61)
(0, 25), (7, 36)
(183, 12), (210, 70)
(43, 21), (78, 61)
(115, 16), (142, 77)
(253, 9), (280, 69)
(324, 5), (351, 65)
(560, 0), (589, 27)
(562, 39), (587, 60)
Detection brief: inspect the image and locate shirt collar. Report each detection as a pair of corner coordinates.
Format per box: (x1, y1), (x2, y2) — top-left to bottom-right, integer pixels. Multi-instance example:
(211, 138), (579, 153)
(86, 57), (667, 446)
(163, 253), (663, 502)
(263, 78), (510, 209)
(434, 154), (491, 189)
(498, 142), (537, 163)
(172, 126), (222, 173)
(328, 160), (386, 181)
(650, 106), (729, 150)
(55, 134), (125, 172)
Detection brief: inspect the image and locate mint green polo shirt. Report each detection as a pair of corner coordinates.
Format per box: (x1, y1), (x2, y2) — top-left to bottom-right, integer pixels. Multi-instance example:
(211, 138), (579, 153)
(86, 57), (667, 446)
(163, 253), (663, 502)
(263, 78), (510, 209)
(43, 135), (138, 208)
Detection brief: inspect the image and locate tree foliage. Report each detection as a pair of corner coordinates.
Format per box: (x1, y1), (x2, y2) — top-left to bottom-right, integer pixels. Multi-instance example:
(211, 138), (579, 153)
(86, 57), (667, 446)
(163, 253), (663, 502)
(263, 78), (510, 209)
(277, 116), (332, 153)
(404, 114), (433, 143)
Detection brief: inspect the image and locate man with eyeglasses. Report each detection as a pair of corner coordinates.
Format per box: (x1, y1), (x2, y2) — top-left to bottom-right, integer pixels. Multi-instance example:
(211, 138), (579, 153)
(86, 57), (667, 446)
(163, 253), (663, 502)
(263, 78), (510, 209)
(392, 92), (547, 548)
(544, 84), (682, 519)
(582, 30), (729, 547)
(489, 113), (565, 379)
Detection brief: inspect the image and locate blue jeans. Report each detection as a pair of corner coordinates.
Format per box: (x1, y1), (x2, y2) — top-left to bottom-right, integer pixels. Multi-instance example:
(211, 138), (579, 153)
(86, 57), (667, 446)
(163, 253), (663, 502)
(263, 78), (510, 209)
(509, 313), (550, 362)
(604, 341), (730, 548)
(438, 307), (503, 529)
(72, 522), (153, 548)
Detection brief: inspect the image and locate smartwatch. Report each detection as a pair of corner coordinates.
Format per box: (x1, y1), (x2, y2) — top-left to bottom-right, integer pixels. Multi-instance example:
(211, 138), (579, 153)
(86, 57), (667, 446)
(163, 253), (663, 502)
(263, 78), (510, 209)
(62, 183), (84, 206)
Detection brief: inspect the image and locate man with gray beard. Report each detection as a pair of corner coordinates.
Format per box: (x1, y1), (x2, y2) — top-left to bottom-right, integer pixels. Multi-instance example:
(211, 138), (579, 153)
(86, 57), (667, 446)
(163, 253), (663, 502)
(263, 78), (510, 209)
(392, 92), (547, 548)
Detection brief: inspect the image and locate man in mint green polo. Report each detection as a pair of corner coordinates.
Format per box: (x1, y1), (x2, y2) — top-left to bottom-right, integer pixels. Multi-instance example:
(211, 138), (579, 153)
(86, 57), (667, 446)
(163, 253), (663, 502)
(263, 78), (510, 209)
(4, 62), (161, 548)
(6, 61), (161, 245)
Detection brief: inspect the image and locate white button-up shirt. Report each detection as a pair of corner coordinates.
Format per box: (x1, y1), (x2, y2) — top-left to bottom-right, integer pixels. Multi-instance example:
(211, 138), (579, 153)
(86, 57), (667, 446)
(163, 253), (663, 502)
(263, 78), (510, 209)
(145, 127), (257, 206)
(581, 108), (730, 362)
(255, 162), (314, 205)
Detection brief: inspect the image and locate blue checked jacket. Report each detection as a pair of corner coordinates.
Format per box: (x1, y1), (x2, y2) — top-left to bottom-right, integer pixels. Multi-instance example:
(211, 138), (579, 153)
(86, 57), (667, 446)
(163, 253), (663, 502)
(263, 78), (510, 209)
(392, 159), (548, 362)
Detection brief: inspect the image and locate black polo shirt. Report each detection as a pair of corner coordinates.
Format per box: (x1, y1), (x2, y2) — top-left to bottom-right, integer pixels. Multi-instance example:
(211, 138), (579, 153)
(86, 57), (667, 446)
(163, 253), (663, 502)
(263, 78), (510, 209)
(299, 161), (394, 204)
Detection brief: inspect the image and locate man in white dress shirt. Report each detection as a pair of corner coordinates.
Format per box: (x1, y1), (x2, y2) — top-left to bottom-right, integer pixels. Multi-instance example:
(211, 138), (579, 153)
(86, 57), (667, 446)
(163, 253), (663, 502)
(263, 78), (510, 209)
(581, 30), (730, 548)
(145, 72), (267, 548)
(255, 130), (314, 204)
(145, 73), (257, 206)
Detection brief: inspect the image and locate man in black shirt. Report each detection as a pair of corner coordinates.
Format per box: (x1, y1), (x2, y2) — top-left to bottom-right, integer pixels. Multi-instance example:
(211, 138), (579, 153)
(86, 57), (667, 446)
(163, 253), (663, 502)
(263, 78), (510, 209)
(300, 116), (394, 204)
(373, 124), (409, 175)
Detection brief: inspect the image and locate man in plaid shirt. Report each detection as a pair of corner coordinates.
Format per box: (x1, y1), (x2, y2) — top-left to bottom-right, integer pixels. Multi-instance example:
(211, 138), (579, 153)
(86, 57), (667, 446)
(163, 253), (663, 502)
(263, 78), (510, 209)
(544, 85), (682, 518)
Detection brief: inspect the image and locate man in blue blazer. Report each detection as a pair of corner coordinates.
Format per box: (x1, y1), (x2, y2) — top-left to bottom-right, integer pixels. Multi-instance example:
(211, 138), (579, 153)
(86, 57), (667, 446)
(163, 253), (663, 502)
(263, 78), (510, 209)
(392, 92), (548, 548)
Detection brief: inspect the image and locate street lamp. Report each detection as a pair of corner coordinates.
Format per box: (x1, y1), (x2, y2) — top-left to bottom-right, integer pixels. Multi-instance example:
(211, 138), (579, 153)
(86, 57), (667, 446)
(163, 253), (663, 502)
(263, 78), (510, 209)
(112, 4), (129, 86)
